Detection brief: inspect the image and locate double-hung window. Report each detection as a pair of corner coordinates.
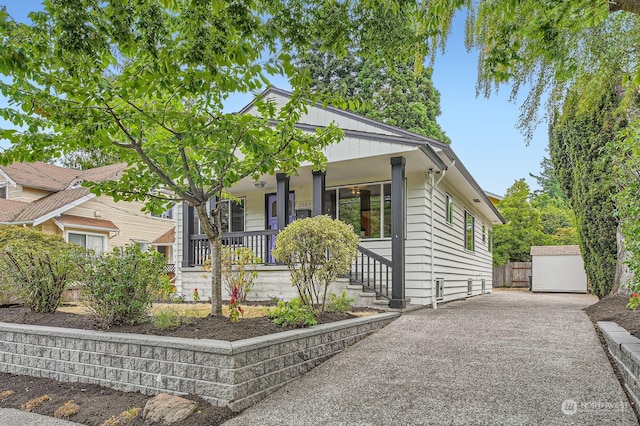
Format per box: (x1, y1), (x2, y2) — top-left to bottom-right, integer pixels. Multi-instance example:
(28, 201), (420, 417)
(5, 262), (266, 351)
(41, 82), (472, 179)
(464, 210), (475, 252)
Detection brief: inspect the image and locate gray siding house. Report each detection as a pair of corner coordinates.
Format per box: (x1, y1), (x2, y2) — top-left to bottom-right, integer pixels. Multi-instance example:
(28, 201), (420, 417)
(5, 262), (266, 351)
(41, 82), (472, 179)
(173, 87), (504, 308)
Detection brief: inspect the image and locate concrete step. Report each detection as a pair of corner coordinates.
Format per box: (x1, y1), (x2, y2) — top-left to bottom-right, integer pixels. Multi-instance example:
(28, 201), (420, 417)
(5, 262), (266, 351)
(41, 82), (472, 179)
(372, 299), (390, 306)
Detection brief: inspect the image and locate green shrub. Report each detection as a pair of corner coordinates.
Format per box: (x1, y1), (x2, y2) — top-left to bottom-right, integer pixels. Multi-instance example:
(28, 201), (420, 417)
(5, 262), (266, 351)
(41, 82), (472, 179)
(152, 306), (197, 330)
(0, 226), (83, 312)
(272, 215), (359, 311)
(326, 290), (355, 313)
(267, 298), (317, 328)
(80, 245), (169, 329)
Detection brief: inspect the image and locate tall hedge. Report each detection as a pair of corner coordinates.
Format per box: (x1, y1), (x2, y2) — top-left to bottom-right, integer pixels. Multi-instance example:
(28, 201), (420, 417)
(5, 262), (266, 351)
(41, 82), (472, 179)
(549, 90), (621, 297)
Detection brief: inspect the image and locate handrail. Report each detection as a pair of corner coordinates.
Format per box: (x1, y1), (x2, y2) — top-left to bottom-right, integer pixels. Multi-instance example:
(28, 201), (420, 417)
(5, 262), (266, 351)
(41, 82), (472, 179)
(344, 245), (392, 301)
(356, 245), (392, 268)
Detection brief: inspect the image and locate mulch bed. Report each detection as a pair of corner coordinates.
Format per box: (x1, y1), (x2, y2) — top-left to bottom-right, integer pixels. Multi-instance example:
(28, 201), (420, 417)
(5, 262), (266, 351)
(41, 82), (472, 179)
(0, 305), (365, 341)
(585, 294), (640, 339)
(0, 373), (236, 425)
(0, 303), (379, 425)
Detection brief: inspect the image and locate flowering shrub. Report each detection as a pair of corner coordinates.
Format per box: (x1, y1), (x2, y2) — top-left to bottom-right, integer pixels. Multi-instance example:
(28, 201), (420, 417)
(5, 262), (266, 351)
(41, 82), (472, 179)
(228, 284), (244, 323)
(627, 292), (640, 310)
(193, 287), (200, 302)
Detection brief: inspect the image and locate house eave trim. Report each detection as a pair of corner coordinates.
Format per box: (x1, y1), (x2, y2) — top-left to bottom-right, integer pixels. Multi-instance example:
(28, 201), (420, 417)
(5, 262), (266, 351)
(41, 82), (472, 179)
(443, 147), (505, 224)
(32, 193), (96, 226)
(0, 169), (16, 188)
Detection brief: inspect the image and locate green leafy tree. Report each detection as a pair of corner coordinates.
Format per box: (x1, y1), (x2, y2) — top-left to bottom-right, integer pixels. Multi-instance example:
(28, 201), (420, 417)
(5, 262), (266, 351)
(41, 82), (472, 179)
(530, 157), (569, 207)
(298, 52), (449, 141)
(550, 89), (621, 297)
(492, 179), (546, 266)
(0, 1), (433, 316)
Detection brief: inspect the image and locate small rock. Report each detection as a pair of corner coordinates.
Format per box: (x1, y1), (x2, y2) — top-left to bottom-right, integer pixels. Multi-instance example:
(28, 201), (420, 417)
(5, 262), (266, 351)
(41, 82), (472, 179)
(143, 393), (198, 425)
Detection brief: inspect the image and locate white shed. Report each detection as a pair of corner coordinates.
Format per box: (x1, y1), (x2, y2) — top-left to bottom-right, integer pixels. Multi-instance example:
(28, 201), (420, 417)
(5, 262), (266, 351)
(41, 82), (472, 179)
(530, 245), (587, 293)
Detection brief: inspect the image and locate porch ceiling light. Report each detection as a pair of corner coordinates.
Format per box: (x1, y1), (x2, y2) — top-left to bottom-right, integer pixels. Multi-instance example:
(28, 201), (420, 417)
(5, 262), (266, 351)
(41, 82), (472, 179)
(254, 181), (266, 189)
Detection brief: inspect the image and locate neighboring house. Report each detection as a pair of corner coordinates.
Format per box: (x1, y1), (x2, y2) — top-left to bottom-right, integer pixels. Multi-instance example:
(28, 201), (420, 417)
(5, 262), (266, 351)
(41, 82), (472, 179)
(484, 191), (503, 207)
(175, 87), (505, 308)
(0, 161), (175, 257)
(530, 245), (588, 293)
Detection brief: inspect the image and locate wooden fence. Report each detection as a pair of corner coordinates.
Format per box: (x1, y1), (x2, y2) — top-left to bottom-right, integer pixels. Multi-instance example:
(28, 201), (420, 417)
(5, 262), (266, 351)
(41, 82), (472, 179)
(493, 262), (532, 288)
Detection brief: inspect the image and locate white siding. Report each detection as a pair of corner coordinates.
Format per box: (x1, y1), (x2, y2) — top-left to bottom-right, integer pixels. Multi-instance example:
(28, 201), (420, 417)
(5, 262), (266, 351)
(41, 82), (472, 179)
(247, 92), (400, 136)
(404, 172), (431, 305)
(430, 180), (494, 304)
(323, 135), (416, 164)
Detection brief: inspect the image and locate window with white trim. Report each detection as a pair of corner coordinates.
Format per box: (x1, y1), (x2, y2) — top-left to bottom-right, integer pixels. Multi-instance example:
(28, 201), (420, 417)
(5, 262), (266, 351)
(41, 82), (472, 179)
(0, 185), (6, 200)
(482, 224), (486, 243)
(151, 205), (174, 219)
(192, 198), (245, 235)
(324, 182), (391, 238)
(464, 210), (475, 252)
(68, 232), (106, 253)
(445, 194), (454, 224)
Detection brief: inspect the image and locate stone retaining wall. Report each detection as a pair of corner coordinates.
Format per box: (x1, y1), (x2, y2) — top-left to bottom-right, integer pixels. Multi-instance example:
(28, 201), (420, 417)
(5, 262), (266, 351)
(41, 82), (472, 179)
(598, 321), (640, 408)
(0, 312), (398, 411)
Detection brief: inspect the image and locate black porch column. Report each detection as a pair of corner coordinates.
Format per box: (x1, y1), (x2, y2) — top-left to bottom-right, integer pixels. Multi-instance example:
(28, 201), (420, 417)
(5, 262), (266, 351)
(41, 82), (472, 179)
(390, 156), (407, 309)
(181, 202), (193, 267)
(276, 173), (290, 231)
(312, 170), (326, 217)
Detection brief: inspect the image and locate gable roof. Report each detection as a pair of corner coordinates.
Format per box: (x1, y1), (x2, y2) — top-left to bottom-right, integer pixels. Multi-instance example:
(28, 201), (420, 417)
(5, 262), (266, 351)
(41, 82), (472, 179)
(0, 161), (127, 192)
(0, 162), (128, 225)
(0, 199), (30, 221)
(241, 87), (504, 224)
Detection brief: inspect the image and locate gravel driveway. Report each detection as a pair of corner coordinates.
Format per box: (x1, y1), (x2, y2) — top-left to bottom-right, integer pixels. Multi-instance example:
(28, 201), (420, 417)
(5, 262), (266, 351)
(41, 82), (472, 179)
(224, 290), (638, 425)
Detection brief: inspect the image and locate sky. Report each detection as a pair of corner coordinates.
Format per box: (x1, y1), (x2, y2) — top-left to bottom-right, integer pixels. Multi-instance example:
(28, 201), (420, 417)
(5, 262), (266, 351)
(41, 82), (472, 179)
(0, 3), (548, 197)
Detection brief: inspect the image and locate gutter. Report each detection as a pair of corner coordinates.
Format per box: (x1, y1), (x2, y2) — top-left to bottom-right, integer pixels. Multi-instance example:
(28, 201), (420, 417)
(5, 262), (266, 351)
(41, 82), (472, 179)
(428, 163), (449, 310)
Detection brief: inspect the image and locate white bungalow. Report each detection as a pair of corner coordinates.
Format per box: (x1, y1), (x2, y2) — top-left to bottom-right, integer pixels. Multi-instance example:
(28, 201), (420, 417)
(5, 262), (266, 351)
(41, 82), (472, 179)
(173, 87), (504, 308)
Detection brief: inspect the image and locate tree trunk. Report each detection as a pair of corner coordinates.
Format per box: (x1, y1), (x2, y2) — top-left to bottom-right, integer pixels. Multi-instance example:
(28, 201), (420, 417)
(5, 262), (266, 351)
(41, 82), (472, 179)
(609, 0), (640, 15)
(194, 202), (223, 316)
(612, 223), (634, 296)
(210, 209), (223, 316)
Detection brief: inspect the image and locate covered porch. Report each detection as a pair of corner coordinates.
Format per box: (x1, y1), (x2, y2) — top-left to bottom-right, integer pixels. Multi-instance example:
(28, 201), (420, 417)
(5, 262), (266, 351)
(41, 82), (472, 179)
(180, 149), (442, 308)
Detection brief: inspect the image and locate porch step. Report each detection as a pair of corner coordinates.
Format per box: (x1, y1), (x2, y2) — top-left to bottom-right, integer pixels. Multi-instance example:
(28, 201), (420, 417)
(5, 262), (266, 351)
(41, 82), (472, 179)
(358, 292), (377, 298)
(372, 299), (390, 306)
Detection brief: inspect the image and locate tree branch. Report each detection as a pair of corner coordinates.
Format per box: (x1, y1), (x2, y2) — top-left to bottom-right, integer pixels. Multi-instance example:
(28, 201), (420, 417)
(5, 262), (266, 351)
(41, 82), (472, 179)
(609, 0), (640, 15)
(101, 99), (199, 205)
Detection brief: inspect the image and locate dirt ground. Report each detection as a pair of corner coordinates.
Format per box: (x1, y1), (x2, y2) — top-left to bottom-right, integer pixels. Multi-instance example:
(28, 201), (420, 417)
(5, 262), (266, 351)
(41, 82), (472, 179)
(0, 303), (375, 341)
(0, 302), (380, 425)
(586, 293), (640, 338)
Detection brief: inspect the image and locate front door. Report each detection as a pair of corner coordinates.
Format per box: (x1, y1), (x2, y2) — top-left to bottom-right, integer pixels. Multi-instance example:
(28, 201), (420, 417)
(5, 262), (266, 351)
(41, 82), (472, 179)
(266, 193), (295, 262)
(266, 192), (296, 230)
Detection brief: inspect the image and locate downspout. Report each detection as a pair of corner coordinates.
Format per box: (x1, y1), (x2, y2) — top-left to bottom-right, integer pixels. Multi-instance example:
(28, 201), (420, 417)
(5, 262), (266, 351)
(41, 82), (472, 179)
(429, 162), (451, 309)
